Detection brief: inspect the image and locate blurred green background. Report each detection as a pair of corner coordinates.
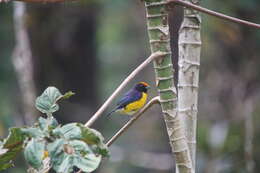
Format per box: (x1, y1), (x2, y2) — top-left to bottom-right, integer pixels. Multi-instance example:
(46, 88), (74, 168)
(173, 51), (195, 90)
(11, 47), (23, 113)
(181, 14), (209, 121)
(1, 0), (260, 172)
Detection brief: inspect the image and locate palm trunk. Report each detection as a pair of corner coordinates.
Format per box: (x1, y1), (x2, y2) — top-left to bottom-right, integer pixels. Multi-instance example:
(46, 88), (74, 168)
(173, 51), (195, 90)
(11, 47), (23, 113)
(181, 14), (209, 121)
(144, 0), (193, 172)
(178, 0), (201, 169)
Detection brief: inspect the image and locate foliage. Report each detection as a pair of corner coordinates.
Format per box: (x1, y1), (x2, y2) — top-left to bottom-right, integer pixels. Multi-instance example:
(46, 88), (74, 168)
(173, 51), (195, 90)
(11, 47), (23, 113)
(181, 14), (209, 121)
(0, 87), (108, 172)
(35, 87), (75, 115)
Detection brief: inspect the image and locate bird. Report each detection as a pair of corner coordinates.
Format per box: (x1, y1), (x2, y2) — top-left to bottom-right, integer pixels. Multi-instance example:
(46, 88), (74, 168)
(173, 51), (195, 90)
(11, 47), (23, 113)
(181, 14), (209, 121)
(107, 82), (150, 116)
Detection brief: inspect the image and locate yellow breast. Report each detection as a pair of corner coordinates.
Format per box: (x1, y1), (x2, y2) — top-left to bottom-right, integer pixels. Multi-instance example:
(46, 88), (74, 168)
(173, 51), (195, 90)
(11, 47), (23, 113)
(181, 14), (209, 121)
(122, 92), (148, 115)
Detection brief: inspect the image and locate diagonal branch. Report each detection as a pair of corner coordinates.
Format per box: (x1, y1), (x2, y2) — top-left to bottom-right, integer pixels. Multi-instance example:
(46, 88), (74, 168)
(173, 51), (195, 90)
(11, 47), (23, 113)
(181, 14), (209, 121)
(1, 0), (259, 29)
(106, 96), (160, 146)
(167, 0), (260, 29)
(85, 52), (167, 127)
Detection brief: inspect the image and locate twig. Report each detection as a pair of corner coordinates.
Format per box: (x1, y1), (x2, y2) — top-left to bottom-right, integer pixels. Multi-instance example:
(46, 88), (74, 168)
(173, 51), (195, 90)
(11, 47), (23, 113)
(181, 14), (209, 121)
(106, 96), (160, 146)
(84, 52), (166, 127)
(167, 0), (260, 29)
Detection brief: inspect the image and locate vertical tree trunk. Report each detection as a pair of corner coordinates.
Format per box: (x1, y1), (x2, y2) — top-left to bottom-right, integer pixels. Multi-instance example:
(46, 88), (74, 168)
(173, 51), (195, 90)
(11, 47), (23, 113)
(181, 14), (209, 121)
(178, 0), (201, 169)
(144, 0), (193, 172)
(12, 2), (37, 125)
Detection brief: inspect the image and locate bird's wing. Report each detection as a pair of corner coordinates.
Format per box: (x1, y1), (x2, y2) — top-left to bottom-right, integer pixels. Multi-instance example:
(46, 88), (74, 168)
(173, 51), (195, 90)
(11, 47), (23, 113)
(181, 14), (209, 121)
(116, 89), (142, 109)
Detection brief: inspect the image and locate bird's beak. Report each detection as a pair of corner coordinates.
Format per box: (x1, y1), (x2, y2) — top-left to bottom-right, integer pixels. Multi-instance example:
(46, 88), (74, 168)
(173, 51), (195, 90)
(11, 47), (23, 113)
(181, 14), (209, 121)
(146, 86), (151, 90)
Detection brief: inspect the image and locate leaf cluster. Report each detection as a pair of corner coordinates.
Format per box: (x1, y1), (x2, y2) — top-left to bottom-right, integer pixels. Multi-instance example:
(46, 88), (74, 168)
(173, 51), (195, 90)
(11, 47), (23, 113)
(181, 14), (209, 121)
(0, 87), (108, 173)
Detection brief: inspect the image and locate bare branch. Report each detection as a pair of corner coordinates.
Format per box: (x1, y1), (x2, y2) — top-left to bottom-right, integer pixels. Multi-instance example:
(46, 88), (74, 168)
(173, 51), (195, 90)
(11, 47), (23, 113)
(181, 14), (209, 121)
(106, 96), (160, 147)
(85, 52), (166, 127)
(2, 0), (259, 29)
(167, 0), (260, 29)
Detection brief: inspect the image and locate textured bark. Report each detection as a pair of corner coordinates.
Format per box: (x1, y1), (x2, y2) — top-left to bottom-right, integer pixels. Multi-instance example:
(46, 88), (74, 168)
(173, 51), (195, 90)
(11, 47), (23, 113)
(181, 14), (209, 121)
(144, 0), (193, 172)
(12, 2), (37, 125)
(178, 0), (201, 169)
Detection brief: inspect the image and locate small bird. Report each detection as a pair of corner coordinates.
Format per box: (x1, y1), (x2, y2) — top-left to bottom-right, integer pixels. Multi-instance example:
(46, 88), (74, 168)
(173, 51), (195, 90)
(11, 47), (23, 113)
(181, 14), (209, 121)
(107, 82), (150, 116)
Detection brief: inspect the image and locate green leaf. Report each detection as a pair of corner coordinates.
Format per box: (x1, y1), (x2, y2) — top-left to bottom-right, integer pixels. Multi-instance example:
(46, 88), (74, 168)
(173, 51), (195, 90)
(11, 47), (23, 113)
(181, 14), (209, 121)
(62, 91), (75, 99)
(80, 125), (104, 145)
(3, 128), (25, 148)
(47, 139), (73, 173)
(27, 157), (51, 173)
(35, 87), (62, 114)
(70, 140), (101, 172)
(54, 154), (73, 173)
(78, 124), (109, 157)
(47, 139), (102, 173)
(47, 139), (65, 159)
(53, 123), (82, 140)
(35, 87), (75, 115)
(92, 142), (109, 157)
(73, 154), (101, 172)
(38, 117), (58, 131)
(53, 123), (109, 157)
(0, 162), (13, 171)
(20, 127), (44, 139)
(0, 128), (26, 171)
(47, 139), (66, 170)
(24, 139), (45, 169)
(54, 123), (106, 144)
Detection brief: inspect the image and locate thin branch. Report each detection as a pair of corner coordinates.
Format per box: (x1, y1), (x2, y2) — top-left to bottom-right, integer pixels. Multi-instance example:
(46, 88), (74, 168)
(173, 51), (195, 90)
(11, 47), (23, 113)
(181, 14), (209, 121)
(84, 52), (166, 127)
(167, 0), (260, 29)
(1, 0), (259, 29)
(106, 96), (160, 147)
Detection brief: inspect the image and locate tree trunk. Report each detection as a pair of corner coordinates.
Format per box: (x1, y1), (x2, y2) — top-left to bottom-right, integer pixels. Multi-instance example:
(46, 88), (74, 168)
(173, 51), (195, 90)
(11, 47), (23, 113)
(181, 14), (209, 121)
(12, 2), (37, 125)
(144, 0), (193, 172)
(178, 0), (201, 169)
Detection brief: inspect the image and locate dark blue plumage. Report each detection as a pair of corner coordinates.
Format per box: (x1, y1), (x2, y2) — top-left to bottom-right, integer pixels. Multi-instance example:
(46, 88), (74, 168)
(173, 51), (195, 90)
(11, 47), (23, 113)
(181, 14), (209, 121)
(116, 89), (142, 109)
(106, 82), (150, 117)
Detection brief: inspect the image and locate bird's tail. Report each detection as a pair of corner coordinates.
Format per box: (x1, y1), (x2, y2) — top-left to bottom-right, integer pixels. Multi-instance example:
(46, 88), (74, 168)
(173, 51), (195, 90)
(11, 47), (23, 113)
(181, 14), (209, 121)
(106, 107), (118, 117)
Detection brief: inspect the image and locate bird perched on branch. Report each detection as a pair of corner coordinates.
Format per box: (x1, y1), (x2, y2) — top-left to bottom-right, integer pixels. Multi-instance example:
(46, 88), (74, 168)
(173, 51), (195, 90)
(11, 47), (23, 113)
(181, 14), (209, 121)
(107, 82), (150, 116)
